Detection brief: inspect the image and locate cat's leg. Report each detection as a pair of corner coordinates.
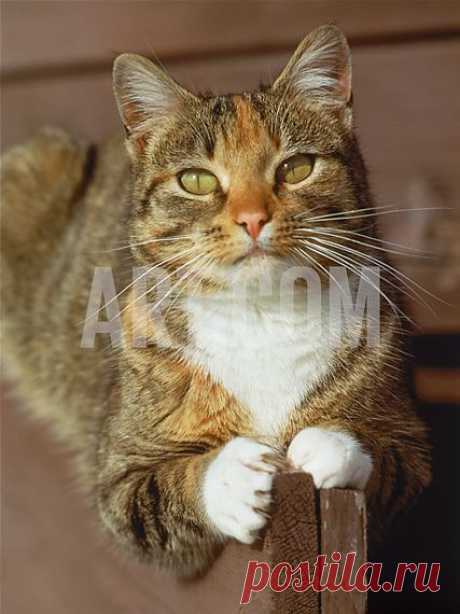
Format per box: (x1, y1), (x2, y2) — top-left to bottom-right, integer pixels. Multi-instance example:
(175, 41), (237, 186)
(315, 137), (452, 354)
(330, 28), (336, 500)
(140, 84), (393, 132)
(97, 436), (281, 575)
(285, 405), (431, 529)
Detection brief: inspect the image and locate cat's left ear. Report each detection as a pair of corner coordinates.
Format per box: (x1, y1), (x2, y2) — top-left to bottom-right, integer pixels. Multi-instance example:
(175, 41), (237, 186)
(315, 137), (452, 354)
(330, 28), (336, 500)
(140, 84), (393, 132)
(273, 25), (352, 109)
(113, 53), (195, 153)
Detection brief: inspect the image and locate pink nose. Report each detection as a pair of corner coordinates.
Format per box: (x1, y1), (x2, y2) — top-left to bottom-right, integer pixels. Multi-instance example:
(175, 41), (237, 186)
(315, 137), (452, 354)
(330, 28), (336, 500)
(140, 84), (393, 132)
(235, 211), (268, 240)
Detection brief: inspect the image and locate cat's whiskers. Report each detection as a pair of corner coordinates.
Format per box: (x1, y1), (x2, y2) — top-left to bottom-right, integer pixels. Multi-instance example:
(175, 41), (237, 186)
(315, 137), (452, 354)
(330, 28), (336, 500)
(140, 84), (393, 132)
(289, 245), (348, 302)
(313, 242), (411, 322)
(305, 226), (432, 256)
(114, 250), (205, 321)
(293, 203), (394, 220)
(294, 229), (429, 259)
(310, 238), (430, 315)
(312, 241), (428, 324)
(295, 238), (409, 322)
(307, 234), (443, 311)
(295, 206), (449, 226)
(81, 245), (198, 325)
(148, 252), (213, 319)
(93, 235), (194, 253)
(289, 245), (383, 333)
(162, 253), (215, 317)
(306, 231), (444, 303)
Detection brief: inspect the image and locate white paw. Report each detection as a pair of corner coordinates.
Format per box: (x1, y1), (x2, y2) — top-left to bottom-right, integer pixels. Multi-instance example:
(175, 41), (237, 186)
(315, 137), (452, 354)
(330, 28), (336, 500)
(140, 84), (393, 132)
(202, 437), (278, 544)
(287, 427), (372, 490)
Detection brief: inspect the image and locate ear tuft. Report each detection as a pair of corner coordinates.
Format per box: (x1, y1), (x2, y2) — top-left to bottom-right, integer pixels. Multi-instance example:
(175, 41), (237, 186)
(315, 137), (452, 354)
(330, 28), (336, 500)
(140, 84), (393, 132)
(273, 25), (352, 105)
(113, 54), (191, 139)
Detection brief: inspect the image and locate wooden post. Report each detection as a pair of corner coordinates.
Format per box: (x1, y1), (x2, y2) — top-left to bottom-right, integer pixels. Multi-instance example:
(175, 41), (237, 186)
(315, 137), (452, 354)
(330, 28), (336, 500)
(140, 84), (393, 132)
(249, 473), (321, 613)
(165, 473), (367, 614)
(320, 489), (368, 614)
(168, 473), (320, 614)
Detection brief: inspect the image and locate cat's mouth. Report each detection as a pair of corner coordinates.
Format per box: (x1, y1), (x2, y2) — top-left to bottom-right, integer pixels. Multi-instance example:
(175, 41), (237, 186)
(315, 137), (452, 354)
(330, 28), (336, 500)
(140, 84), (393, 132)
(233, 244), (269, 265)
(247, 245), (266, 258)
(229, 243), (288, 275)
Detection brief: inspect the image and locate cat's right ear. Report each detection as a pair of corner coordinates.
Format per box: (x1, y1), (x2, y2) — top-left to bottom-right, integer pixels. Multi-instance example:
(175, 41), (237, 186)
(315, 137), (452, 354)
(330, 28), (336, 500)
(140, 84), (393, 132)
(273, 25), (352, 107)
(113, 54), (192, 153)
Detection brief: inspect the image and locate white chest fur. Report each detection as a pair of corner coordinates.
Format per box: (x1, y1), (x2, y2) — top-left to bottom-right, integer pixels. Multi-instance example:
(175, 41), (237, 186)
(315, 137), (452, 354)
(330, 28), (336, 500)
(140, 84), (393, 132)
(184, 285), (341, 438)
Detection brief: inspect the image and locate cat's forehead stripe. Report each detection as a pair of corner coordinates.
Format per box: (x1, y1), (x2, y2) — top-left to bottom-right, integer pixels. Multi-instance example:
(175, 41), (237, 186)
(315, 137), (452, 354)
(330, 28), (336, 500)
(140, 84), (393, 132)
(232, 95), (265, 146)
(204, 95), (278, 181)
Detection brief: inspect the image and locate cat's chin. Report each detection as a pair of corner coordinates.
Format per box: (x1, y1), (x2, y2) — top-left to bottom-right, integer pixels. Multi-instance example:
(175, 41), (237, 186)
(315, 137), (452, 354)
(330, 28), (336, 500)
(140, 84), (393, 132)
(233, 245), (269, 266)
(215, 251), (292, 288)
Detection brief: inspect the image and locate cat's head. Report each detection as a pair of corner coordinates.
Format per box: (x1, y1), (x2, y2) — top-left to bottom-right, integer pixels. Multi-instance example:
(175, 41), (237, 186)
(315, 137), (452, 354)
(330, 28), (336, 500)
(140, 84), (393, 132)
(113, 25), (372, 291)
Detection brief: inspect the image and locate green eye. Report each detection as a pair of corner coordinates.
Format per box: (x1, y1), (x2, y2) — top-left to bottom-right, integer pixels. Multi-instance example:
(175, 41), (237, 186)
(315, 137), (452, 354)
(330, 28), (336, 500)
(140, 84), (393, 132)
(276, 154), (314, 185)
(178, 169), (219, 195)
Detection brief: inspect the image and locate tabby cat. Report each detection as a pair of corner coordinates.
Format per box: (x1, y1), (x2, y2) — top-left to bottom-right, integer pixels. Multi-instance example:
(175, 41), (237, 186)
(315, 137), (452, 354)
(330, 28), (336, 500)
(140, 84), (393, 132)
(1, 25), (431, 576)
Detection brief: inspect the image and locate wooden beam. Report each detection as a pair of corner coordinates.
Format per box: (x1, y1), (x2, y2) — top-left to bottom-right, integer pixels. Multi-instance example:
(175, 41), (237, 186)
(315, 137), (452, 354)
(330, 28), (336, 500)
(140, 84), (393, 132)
(414, 368), (460, 404)
(3, 1), (460, 77)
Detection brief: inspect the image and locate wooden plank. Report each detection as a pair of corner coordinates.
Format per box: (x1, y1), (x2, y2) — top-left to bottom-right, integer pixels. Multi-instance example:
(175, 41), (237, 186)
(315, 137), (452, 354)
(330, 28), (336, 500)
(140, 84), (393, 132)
(320, 490), (367, 614)
(2, 393), (324, 614)
(266, 473), (320, 613)
(2, 40), (460, 173)
(2, 0), (460, 76)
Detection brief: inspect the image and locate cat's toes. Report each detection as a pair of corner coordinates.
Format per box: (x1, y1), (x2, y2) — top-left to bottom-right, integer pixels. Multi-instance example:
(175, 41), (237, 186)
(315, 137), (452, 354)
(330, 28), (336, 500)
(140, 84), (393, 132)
(287, 427), (373, 490)
(202, 437), (280, 544)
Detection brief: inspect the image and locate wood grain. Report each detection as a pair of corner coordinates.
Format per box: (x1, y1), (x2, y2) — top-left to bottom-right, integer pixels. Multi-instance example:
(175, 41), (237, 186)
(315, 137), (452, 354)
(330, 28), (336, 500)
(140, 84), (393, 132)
(320, 490), (367, 614)
(3, 1), (460, 76)
(268, 473), (320, 613)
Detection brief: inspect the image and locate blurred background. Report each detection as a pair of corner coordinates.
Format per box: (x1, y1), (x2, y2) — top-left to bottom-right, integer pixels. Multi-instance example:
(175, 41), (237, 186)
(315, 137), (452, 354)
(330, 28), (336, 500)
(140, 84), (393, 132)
(1, 2), (459, 613)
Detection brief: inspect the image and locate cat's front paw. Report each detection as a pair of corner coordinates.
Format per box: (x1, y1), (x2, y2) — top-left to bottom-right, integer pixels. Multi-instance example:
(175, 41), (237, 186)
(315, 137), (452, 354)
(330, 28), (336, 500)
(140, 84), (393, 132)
(202, 437), (280, 544)
(287, 427), (372, 490)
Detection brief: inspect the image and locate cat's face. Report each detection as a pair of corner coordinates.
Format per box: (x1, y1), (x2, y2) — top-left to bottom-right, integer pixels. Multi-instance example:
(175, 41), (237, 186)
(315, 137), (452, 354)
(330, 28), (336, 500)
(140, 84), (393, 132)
(114, 26), (371, 289)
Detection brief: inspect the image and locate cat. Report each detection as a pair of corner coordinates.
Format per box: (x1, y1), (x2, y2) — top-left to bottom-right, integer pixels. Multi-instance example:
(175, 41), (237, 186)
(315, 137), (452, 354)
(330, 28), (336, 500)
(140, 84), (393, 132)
(1, 25), (431, 577)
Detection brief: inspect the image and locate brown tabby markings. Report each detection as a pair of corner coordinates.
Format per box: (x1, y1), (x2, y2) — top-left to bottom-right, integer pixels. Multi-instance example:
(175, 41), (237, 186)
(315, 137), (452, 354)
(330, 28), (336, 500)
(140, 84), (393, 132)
(1, 26), (430, 576)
